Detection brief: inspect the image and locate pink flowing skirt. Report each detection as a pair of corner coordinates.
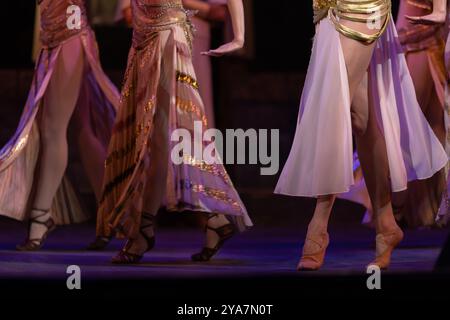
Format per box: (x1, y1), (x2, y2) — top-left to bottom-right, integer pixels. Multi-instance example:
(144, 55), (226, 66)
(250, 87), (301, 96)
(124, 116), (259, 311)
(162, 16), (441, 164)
(0, 29), (119, 225)
(275, 17), (448, 200)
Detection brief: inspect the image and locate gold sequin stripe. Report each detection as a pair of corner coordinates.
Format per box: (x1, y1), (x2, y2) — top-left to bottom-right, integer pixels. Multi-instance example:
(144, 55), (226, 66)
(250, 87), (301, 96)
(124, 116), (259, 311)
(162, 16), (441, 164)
(182, 155), (232, 185)
(181, 180), (243, 213)
(176, 71), (199, 90)
(0, 135), (29, 167)
(176, 97), (208, 126)
(121, 82), (133, 101)
(100, 164), (136, 204)
(313, 0), (337, 10)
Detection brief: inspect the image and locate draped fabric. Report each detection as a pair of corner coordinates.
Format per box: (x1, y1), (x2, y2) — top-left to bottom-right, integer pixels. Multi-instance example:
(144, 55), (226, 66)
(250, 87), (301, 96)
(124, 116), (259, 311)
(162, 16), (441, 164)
(0, 0), (119, 224)
(275, 16), (447, 205)
(341, 0), (450, 228)
(97, 0), (252, 239)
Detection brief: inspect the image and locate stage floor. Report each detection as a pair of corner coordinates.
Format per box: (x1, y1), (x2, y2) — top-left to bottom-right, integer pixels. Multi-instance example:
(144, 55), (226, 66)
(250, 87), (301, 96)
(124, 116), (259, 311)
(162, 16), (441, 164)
(0, 217), (448, 279)
(1, 217), (450, 304)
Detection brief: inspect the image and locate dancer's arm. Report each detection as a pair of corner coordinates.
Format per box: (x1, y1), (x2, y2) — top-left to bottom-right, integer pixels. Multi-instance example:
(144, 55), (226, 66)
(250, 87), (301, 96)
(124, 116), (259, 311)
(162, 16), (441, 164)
(202, 0), (244, 56)
(406, 0), (447, 24)
(183, 0), (228, 22)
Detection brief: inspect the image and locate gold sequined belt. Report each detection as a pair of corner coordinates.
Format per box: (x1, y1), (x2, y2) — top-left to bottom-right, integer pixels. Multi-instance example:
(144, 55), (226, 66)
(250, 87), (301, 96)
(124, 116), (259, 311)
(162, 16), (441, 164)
(132, 4), (194, 50)
(313, 0), (391, 44)
(40, 23), (89, 49)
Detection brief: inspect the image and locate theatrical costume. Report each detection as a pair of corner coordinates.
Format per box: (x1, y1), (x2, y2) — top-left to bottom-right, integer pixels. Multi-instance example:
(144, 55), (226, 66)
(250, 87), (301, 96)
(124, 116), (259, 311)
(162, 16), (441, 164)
(97, 0), (252, 240)
(276, 0), (447, 199)
(341, 0), (450, 228)
(116, 0), (224, 127)
(275, 0), (448, 270)
(0, 0), (119, 225)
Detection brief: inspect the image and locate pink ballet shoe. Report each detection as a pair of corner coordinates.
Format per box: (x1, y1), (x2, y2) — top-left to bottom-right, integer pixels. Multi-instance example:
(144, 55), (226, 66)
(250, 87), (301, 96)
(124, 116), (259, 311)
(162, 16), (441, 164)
(297, 232), (329, 271)
(368, 227), (404, 270)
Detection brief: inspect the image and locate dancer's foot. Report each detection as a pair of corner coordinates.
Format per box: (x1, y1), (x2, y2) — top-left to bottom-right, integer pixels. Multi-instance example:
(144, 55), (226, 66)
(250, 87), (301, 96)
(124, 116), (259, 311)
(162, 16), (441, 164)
(368, 227), (404, 270)
(111, 212), (155, 264)
(297, 230), (329, 271)
(86, 236), (111, 251)
(16, 208), (55, 251)
(191, 214), (236, 262)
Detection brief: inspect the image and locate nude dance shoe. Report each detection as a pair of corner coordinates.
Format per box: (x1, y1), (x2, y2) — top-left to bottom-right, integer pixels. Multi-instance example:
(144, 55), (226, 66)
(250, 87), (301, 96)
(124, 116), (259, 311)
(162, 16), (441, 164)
(297, 232), (329, 271)
(368, 227), (404, 270)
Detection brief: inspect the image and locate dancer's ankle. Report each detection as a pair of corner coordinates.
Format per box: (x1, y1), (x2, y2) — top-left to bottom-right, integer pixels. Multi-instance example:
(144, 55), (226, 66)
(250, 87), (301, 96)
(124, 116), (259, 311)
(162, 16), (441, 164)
(307, 221), (327, 235)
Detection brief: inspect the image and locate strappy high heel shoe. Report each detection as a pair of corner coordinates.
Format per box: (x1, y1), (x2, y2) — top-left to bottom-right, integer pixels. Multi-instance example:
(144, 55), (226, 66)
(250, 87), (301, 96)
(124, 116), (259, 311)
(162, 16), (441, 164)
(16, 208), (55, 251)
(368, 227), (404, 270)
(111, 212), (155, 264)
(86, 236), (112, 251)
(191, 214), (237, 262)
(297, 232), (329, 271)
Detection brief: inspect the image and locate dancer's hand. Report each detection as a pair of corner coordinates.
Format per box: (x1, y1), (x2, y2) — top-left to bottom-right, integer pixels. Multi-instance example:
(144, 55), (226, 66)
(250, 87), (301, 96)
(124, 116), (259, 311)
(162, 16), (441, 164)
(406, 12), (446, 25)
(202, 0), (245, 57)
(406, 0), (447, 25)
(201, 39), (243, 56)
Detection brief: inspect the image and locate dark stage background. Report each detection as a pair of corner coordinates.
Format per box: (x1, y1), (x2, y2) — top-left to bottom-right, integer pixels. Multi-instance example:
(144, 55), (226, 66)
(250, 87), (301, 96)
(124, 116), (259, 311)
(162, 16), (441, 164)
(0, 1), (399, 228)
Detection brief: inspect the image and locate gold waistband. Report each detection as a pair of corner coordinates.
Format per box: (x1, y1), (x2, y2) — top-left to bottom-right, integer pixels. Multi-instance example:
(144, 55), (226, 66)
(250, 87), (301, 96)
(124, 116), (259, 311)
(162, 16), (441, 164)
(314, 0), (392, 44)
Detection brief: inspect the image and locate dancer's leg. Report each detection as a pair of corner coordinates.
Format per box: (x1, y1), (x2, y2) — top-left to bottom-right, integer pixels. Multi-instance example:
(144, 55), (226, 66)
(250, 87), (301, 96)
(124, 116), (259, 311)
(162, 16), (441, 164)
(29, 39), (84, 240)
(124, 87), (170, 256)
(353, 81), (398, 233)
(405, 50), (445, 144)
(345, 17), (403, 268)
(406, 52), (434, 110)
(426, 87), (446, 144)
(304, 21), (379, 247)
(298, 17), (386, 270)
(71, 83), (107, 201)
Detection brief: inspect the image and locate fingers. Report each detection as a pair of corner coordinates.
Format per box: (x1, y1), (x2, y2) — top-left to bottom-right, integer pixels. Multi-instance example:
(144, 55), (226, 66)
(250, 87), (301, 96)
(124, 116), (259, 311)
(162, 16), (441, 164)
(405, 14), (445, 25)
(201, 42), (243, 57)
(201, 50), (224, 57)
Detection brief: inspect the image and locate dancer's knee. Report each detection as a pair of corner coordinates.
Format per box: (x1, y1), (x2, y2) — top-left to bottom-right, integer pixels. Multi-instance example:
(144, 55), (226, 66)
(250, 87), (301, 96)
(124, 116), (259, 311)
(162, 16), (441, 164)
(351, 109), (368, 137)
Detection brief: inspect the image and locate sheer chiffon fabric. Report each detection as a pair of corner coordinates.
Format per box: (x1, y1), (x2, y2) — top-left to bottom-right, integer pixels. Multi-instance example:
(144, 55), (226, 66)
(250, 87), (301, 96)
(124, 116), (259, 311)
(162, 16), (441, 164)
(97, 0), (252, 239)
(0, 0), (119, 224)
(342, 0), (450, 227)
(275, 16), (448, 208)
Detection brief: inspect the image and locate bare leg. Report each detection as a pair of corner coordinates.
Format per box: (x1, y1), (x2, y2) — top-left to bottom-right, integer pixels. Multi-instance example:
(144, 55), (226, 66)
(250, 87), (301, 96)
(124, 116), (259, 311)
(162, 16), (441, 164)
(299, 16), (390, 269)
(27, 38), (84, 241)
(353, 80), (398, 234)
(71, 83), (107, 201)
(426, 87), (446, 144)
(304, 22), (378, 245)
